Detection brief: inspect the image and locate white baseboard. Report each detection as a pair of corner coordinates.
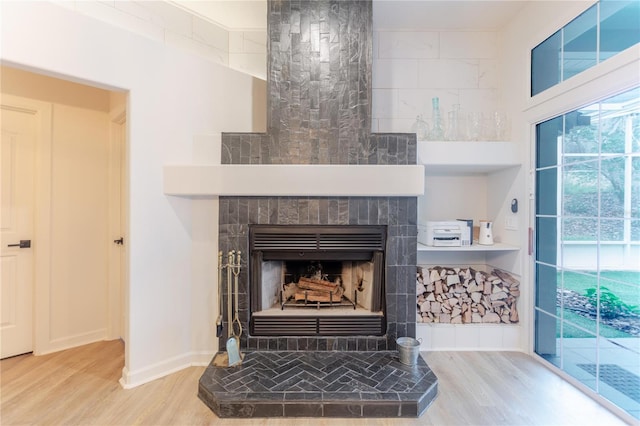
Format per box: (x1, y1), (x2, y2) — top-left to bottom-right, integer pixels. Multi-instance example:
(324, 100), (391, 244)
(417, 323), (525, 351)
(119, 351), (215, 389)
(36, 329), (107, 355)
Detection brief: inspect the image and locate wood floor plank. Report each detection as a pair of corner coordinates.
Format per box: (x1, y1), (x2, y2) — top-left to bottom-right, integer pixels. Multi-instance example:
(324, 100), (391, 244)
(1, 341), (629, 425)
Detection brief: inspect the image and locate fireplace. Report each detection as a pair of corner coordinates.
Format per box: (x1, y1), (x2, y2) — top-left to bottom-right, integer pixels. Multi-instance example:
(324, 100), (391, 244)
(199, 0), (438, 418)
(249, 225), (386, 336)
(215, 0), (418, 352)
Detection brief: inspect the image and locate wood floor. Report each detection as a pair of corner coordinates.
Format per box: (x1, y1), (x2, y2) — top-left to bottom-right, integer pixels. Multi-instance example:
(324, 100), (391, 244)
(1, 340), (628, 425)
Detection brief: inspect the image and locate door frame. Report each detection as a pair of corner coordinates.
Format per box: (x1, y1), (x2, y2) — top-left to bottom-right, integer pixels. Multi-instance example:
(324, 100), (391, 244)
(3, 93), (127, 355)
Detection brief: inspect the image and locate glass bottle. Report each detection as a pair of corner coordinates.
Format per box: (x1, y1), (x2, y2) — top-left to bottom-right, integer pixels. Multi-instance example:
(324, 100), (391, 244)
(429, 97), (445, 140)
(445, 104), (461, 141)
(414, 114), (429, 140)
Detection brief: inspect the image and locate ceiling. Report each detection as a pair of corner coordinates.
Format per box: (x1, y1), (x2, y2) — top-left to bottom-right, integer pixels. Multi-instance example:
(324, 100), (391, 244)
(171, 0), (530, 32)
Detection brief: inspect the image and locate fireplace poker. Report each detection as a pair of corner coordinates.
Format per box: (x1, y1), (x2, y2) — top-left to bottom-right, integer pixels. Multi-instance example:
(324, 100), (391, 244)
(225, 250), (242, 366)
(231, 251), (243, 339)
(215, 251), (223, 337)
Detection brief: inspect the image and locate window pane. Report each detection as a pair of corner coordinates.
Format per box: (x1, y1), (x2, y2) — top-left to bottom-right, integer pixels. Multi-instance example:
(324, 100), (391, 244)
(600, 0), (640, 62)
(632, 219), (640, 240)
(634, 111), (640, 154)
(563, 158), (599, 217)
(534, 309), (560, 363)
(563, 5), (598, 80)
(633, 158), (640, 219)
(537, 168), (558, 216)
(600, 156), (625, 217)
(564, 110), (598, 154)
(563, 217), (598, 241)
(561, 321), (597, 392)
(537, 217), (558, 265)
(536, 263), (559, 311)
(599, 336), (640, 415)
(537, 117), (562, 168)
(600, 218), (624, 240)
(532, 30), (562, 96)
(599, 276), (639, 312)
(600, 90), (633, 153)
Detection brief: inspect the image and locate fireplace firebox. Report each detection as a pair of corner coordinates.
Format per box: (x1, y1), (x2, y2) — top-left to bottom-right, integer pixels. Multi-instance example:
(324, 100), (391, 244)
(249, 225), (386, 336)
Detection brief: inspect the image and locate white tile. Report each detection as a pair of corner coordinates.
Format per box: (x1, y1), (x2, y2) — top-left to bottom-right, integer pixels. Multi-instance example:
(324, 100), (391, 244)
(431, 325), (456, 350)
(378, 31), (439, 59)
(476, 326), (504, 349)
(478, 59), (500, 89)
(372, 59), (418, 89)
(459, 88), (500, 114)
(229, 53), (267, 80)
(440, 31), (500, 59)
(115, 1), (156, 22)
(502, 325), (522, 350)
(76, 1), (164, 42)
(418, 59), (478, 89)
(416, 324), (432, 350)
(136, 1), (193, 38)
(454, 325), (480, 348)
(370, 118), (379, 133)
(397, 88), (460, 120)
(372, 30), (379, 59)
(165, 32), (228, 66)
(229, 32), (244, 54)
(193, 16), (228, 52)
(377, 118), (415, 133)
(372, 89), (399, 119)
(242, 31), (267, 53)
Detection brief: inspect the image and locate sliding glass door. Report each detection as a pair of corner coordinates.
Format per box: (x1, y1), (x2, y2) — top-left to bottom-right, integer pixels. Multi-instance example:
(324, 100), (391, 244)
(534, 87), (640, 420)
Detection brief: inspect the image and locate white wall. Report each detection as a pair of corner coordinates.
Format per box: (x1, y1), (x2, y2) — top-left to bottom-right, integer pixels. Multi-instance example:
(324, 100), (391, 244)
(1, 1), (260, 387)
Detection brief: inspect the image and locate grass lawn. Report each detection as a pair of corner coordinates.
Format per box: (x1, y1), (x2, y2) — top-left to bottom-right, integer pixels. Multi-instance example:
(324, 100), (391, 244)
(555, 270), (638, 338)
(556, 309), (632, 338)
(560, 270), (639, 307)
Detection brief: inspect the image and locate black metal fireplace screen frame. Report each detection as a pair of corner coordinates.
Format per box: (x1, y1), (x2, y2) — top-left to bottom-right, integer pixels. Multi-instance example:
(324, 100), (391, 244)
(249, 224), (387, 336)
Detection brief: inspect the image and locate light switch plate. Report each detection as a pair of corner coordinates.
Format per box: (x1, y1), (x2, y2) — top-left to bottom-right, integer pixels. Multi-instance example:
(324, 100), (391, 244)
(505, 216), (518, 230)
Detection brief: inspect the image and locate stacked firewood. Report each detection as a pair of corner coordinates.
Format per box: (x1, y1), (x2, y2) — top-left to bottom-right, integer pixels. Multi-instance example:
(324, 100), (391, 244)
(289, 277), (344, 302)
(417, 266), (520, 324)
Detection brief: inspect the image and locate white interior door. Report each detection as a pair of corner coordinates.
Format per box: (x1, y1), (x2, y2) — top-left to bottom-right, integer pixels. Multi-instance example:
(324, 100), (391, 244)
(108, 109), (126, 341)
(1, 105), (36, 358)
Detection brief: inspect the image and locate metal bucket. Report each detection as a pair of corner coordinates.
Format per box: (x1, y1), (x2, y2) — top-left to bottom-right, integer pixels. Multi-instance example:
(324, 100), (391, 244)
(396, 337), (422, 366)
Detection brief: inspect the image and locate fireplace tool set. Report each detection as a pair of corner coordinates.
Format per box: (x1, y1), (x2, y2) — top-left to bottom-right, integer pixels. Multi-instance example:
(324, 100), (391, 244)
(213, 250), (243, 367)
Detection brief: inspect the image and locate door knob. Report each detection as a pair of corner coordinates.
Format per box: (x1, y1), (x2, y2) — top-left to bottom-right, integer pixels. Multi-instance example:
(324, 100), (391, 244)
(8, 240), (31, 248)
(114, 237), (124, 245)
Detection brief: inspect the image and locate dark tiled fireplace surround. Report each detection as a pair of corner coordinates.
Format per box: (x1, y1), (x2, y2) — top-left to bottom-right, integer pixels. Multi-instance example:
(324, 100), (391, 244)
(198, 0), (437, 418)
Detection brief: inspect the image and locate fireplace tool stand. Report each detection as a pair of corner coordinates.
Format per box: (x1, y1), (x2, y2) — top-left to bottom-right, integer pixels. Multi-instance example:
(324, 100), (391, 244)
(212, 250), (243, 367)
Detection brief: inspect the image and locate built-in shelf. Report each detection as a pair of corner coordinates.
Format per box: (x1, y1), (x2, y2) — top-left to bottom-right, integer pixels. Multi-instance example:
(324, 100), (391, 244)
(417, 141), (520, 174)
(417, 242), (520, 252)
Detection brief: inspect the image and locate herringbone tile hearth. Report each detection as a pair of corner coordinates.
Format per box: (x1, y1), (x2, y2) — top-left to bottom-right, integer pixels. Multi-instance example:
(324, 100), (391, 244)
(198, 351), (438, 418)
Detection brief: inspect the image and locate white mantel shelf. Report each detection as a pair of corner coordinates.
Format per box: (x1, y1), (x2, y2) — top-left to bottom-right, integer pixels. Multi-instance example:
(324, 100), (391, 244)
(418, 141), (520, 174)
(163, 164), (425, 197)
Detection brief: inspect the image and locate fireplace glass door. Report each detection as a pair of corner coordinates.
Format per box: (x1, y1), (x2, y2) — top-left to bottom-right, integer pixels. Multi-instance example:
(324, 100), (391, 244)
(249, 225), (386, 336)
